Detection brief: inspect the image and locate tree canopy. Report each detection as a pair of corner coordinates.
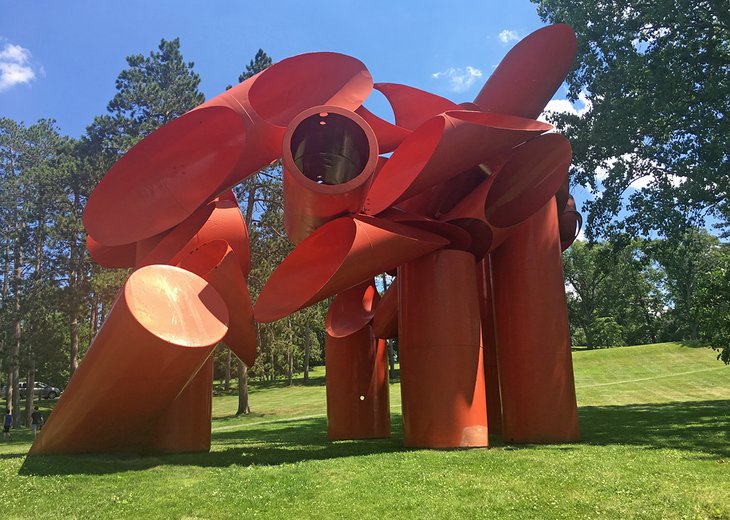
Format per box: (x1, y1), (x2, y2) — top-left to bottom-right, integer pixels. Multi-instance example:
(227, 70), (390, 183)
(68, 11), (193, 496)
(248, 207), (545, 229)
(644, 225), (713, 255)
(532, 0), (730, 238)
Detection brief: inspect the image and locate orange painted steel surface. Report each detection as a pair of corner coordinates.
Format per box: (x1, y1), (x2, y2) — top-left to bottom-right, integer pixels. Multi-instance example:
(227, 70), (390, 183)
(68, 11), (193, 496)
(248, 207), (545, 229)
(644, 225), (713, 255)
(398, 249), (488, 448)
(84, 106), (247, 246)
(490, 198), (580, 443)
(137, 196), (251, 275)
(477, 257), (503, 436)
(374, 83), (459, 130)
(363, 111), (553, 215)
(474, 24), (578, 119)
(325, 325), (390, 440)
(178, 241), (257, 367)
(146, 358), (214, 454)
(325, 279), (380, 338)
(55, 25), (586, 456)
(354, 105), (410, 154)
(372, 281), (398, 340)
(254, 215), (448, 323)
(283, 105), (379, 244)
(559, 194), (583, 251)
(443, 133), (571, 259)
(86, 235), (137, 268)
(85, 53), (372, 247)
(30, 265), (228, 455)
(379, 208), (472, 251)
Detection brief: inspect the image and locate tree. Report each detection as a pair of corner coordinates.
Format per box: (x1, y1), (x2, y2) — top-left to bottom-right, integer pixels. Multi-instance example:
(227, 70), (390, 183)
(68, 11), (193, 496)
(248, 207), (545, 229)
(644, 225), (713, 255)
(563, 238), (666, 348)
(230, 49), (275, 414)
(647, 228), (723, 341)
(532, 0), (730, 238)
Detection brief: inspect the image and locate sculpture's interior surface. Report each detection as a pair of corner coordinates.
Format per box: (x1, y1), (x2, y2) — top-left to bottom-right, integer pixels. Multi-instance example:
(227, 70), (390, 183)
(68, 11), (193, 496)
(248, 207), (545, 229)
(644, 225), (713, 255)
(31, 24), (584, 456)
(291, 111), (371, 185)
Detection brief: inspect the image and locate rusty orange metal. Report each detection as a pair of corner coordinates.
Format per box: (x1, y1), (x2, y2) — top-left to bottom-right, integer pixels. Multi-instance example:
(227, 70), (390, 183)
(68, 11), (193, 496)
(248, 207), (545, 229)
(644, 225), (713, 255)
(254, 215), (448, 323)
(146, 358), (214, 454)
(325, 325), (390, 440)
(283, 106), (379, 244)
(83, 106), (247, 247)
(50, 25), (586, 455)
(398, 249), (488, 448)
(559, 194), (583, 251)
(372, 281), (398, 340)
(354, 105), (410, 154)
(178, 241), (257, 367)
(374, 83), (459, 131)
(490, 199), (580, 443)
(86, 235), (137, 269)
(474, 24), (578, 119)
(325, 279), (380, 339)
(476, 257), (503, 436)
(137, 196), (250, 275)
(363, 111), (552, 215)
(30, 265), (228, 455)
(442, 133), (571, 258)
(85, 53), (372, 247)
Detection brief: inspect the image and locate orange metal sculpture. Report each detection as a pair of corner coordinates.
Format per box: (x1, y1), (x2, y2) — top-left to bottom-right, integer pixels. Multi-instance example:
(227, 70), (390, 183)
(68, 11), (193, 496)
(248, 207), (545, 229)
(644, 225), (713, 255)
(32, 24), (584, 456)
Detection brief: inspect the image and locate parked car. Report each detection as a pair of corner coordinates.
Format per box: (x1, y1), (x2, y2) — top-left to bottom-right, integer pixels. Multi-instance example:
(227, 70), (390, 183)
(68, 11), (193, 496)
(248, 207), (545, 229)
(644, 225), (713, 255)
(0, 381), (62, 399)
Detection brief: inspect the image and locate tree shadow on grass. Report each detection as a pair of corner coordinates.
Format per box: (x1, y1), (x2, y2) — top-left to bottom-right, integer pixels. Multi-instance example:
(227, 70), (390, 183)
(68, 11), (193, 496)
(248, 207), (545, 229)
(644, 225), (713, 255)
(19, 415), (406, 476)
(578, 399), (730, 459)
(18, 400), (729, 476)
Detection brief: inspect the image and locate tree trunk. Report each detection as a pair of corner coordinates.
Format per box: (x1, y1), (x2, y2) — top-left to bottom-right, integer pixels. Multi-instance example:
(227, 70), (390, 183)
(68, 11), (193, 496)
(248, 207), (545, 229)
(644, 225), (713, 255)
(10, 320), (20, 427)
(224, 349), (231, 391)
(10, 243), (22, 426)
(303, 327), (311, 385)
(24, 363), (34, 427)
(70, 316), (80, 373)
(287, 350), (293, 386)
(387, 339), (395, 381)
(270, 347), (275, 382)
(235, 359), (250, 415)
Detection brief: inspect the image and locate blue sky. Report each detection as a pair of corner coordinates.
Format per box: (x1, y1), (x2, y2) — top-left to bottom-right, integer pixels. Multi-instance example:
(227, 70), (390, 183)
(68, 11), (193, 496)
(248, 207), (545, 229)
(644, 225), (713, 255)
(0, 0), (560, 137)
(1, 0), (603, 235)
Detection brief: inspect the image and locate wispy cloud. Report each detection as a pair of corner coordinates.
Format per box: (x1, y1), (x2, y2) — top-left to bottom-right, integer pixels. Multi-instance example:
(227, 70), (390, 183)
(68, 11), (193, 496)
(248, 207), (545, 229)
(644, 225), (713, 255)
(498, 29), (520, 44)
(0, 41), (37, 92)
(431, 66), (483, 93)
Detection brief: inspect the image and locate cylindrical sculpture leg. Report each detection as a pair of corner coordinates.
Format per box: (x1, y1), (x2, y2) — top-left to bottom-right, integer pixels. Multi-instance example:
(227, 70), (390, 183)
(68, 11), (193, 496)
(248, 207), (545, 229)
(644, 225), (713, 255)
(398, 249), (488, 448)
(145, 357), (214, 454)
(477, 257), (503, 437)
(490, 198), (580, 443)
(325, 325), (390, 440)
(29, 265), (228, 455)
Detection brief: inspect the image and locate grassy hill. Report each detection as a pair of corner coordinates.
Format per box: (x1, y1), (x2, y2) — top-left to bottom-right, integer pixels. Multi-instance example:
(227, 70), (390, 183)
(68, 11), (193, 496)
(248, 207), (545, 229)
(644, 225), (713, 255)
(1, 342), (728, 519)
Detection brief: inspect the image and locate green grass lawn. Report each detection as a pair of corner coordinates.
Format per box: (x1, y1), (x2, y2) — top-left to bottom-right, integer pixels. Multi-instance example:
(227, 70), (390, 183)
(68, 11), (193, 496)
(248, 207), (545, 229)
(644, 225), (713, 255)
(1, 342), (728, 519)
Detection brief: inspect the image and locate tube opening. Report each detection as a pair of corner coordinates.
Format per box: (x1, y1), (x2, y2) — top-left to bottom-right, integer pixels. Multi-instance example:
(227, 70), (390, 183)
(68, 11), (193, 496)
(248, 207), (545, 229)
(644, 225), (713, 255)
(290, 112), (370, 185)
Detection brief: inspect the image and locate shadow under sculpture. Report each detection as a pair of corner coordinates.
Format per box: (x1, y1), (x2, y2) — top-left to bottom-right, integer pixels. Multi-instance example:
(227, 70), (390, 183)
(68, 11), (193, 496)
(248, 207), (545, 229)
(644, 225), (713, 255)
(31, 24), (583, 456)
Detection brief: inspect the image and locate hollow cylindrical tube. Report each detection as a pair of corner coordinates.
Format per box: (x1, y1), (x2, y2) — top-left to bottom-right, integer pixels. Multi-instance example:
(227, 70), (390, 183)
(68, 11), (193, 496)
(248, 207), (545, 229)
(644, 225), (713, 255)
(29, 265), (228, 455)
(490, 198), (580, 443)
(283, 106), (379, 244)
(398, 249), (488, 448)
(325, 325), (390, 440)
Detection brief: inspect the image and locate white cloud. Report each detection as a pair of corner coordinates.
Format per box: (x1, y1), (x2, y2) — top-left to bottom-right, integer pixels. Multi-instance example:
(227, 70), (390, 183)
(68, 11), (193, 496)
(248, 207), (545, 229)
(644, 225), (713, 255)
(431, 66), (483, 93)
(0, 42), (36, 92)
(539, 91), (592, 123)
(498, 29), (520, 44)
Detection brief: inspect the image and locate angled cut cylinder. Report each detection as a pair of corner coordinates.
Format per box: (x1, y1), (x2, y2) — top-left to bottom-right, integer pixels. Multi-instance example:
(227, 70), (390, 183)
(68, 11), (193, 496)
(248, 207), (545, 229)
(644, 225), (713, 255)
(490, 198), (579, 443)
(29, 265), (229, 455)
(145, 357), (214, 454)
(325, 325), (390, 440)
(84, 52), (373, 247)
(283, 106), (379, 244)
(398, 249), (488, 448)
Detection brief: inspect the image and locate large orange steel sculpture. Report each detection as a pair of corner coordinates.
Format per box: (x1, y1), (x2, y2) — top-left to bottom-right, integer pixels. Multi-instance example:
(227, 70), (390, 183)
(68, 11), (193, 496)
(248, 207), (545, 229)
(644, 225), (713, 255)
(31, 24), (583, 455)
